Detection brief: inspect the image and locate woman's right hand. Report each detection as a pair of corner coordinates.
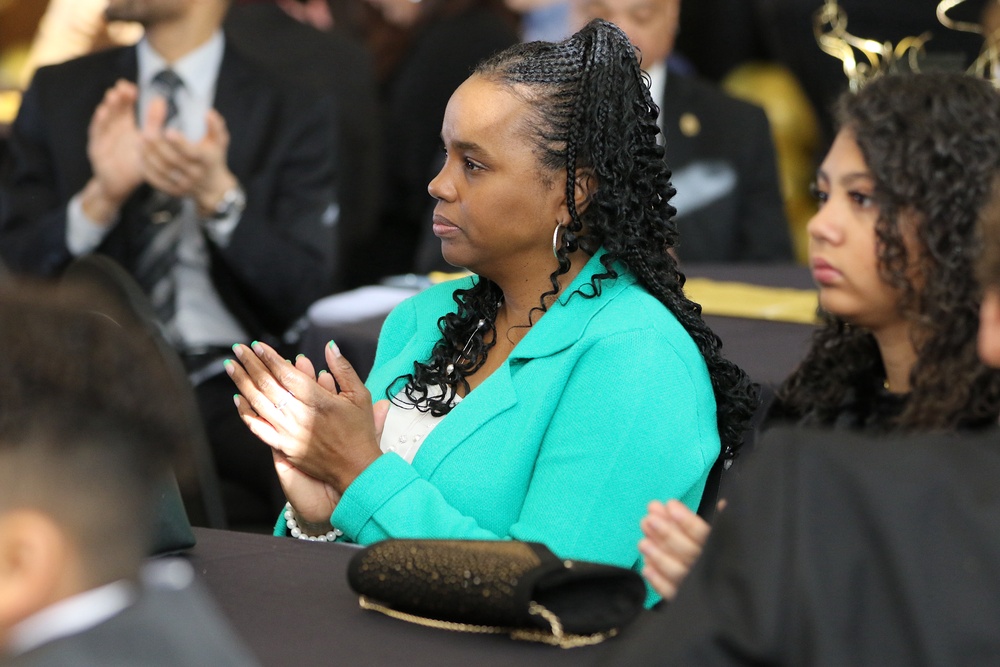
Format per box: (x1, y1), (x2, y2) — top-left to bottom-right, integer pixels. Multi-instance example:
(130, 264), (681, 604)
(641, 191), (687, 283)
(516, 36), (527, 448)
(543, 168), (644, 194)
(244, 354), (389, 529)
(638, 499), (714, 601)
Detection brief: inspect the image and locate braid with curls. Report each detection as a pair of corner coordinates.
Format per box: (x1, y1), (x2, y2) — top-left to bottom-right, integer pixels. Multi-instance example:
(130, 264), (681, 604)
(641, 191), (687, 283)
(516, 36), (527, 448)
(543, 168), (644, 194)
(392, 20), (758, 461)
(775, 72), (1000, 432)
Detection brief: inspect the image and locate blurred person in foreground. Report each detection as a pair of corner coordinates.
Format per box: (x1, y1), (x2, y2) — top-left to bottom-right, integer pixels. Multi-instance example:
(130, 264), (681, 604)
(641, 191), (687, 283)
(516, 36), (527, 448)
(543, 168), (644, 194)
(0, 285), (258, 666)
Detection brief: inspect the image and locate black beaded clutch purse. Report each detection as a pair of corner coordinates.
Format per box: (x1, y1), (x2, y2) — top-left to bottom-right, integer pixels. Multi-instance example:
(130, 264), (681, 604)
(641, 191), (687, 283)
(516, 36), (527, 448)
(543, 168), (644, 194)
(346, 539), (647, 648)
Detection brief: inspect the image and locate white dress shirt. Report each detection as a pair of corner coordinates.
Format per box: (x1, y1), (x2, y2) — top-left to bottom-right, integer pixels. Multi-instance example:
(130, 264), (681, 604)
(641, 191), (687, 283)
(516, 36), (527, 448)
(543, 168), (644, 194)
(65, 31), (247, 350)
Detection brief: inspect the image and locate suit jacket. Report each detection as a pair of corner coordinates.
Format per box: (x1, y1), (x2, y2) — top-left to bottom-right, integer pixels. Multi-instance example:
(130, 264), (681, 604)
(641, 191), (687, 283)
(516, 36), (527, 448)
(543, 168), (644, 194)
(224, 5), (381, 289)
(276, 250), (721, 604)
(606, 426), (1000, 666)
(0, 42), (338, 341)
(7, 560), (260, 667)
(661, 69), (793, 262)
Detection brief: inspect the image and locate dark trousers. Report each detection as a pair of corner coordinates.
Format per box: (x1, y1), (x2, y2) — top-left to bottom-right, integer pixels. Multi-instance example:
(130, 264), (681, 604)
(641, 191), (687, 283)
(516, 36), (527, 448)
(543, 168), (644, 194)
(194, 372), (285, 531)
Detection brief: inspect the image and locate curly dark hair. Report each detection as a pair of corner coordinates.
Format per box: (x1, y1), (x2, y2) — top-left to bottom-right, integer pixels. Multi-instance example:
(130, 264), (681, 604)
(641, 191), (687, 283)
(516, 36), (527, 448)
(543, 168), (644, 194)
(391, 19), (759, 463)
(775, 72), (1000, 431)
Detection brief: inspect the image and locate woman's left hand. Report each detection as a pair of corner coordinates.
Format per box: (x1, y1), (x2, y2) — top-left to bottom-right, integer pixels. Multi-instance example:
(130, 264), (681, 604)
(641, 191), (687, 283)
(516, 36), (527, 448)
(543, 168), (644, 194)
(227, 340), (384, 495)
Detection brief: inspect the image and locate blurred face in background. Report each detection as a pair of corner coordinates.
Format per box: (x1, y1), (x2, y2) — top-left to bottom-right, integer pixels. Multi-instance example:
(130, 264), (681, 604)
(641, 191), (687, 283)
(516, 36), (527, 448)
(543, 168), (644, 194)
(104, 0), (187, 25)
(364, 0), (424, 27)
(575, 0), (679, 69)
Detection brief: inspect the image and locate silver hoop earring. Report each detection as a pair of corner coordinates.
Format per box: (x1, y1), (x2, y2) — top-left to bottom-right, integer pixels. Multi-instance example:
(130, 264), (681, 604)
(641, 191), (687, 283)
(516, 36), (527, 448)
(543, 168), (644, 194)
(552, 223), (564, 260)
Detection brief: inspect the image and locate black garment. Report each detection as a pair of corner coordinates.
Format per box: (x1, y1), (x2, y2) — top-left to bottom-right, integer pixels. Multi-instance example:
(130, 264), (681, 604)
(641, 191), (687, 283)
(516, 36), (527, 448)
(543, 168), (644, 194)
(224, 4), (381, 290)
(659, 68), (793, 263)
(0, 43), (338, 339)
(763, 380), (908, 433)
(604, 426), (1000, 667)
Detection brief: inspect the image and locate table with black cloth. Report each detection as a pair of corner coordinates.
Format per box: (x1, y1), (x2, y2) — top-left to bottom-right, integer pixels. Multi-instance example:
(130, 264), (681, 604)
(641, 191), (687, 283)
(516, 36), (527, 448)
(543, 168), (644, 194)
(299, 263), (817, 391)
(186, 527), (619, 666)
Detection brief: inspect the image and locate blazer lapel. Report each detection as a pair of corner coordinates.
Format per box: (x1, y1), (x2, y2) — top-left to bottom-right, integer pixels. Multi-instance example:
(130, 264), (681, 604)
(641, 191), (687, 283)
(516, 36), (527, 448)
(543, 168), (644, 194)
(660, 68), (697, 168)
(410, 361), (518, 474)
(212, 45), (268, 181)
(410, 250), (634, 474)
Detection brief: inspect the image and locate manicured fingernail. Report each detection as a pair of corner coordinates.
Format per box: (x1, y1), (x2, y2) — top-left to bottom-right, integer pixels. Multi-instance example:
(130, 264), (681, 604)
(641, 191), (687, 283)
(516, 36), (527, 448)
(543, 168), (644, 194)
(318, 370), (328, 376)
(328, 340), (340, 356)
(251, 340), (263, 355)
(231, 343), (242, 358)
(223, 359), (234, 376)
(233, 394), (241, 408)
(296, 354), (305, 360)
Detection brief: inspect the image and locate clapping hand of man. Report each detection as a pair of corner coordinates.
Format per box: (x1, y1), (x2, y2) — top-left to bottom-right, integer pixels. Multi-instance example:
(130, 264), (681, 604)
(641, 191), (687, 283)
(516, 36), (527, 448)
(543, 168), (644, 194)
(82, 79), (239, 224)
(141, 98), (239, 219)
(82, 79), (145, 225)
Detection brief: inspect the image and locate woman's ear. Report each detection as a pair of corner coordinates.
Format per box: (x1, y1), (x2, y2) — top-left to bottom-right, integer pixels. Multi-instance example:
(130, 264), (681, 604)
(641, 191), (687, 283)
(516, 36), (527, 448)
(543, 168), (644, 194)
(572, 169), (597, 216)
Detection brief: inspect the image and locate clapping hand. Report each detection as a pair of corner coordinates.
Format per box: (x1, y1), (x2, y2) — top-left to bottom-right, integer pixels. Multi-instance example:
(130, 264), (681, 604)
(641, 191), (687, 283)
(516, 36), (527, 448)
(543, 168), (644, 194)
(141, 99), (238, 218)
(83, 79), (144, 224)
(225, 341), (389, 526)
(638, 499), (717, 600)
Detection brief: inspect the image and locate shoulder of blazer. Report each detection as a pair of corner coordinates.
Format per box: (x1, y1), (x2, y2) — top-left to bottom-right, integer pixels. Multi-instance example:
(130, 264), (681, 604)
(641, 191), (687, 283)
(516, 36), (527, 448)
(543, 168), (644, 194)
(30, 45), (137, 91)
(215, 40), (329, 117)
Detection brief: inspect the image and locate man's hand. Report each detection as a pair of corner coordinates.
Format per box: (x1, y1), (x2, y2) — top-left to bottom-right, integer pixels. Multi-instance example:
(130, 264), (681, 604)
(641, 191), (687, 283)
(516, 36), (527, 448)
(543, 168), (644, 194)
(82, 79), (145, 225)
(141, 102), (239, 218)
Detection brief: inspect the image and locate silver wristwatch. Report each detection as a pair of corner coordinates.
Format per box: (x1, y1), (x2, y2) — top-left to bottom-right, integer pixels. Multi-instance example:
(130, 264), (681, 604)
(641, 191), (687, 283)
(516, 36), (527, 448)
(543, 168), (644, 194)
(210, 185), (246, 220)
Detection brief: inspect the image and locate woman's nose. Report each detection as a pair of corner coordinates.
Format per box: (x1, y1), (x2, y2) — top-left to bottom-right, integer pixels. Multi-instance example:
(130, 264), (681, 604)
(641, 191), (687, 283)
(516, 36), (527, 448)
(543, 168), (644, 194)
(427, 161), (455, 202)
(806, 199), (843, 246)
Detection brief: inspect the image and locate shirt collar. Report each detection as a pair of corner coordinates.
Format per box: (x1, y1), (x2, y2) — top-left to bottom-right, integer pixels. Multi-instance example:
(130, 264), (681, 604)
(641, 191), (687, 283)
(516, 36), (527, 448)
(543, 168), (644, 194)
(136, 31), (225, 103)
(6, 579), (137, 657)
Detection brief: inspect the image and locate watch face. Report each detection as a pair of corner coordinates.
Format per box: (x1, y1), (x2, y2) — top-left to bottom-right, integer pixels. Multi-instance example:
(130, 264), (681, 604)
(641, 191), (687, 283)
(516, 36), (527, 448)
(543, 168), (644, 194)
(213, 187), (246, 219)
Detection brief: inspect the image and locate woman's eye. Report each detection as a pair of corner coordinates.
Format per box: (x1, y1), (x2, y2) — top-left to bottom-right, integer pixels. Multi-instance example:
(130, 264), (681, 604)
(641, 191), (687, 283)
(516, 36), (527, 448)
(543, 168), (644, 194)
(809, 182), (828, 205)
(464, 158), (483, 172)
(850, 192), (874, 208)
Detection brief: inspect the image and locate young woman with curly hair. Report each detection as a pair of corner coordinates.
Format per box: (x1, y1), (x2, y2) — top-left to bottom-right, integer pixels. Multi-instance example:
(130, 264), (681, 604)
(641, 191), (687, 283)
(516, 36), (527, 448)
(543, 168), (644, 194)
(640, 71), (1000, 602)
(226, 19), (756, 603)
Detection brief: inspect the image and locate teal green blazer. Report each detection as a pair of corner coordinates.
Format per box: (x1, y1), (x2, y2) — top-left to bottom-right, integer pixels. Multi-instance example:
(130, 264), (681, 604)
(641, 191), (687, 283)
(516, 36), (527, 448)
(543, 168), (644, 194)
(280, 251), (720, 595)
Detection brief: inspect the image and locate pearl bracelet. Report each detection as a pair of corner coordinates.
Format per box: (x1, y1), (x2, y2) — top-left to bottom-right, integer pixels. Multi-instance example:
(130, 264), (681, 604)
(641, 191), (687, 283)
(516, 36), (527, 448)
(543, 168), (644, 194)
(283, 503), (343, 542)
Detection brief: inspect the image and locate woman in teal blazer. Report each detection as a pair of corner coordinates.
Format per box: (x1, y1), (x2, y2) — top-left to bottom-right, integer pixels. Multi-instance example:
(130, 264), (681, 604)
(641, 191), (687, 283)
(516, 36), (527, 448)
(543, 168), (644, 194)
(227, 20), (757, 601)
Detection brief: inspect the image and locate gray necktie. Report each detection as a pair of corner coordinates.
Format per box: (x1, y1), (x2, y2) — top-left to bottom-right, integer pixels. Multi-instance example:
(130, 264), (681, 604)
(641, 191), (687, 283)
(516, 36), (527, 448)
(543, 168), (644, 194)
(136, 69), (184, 340)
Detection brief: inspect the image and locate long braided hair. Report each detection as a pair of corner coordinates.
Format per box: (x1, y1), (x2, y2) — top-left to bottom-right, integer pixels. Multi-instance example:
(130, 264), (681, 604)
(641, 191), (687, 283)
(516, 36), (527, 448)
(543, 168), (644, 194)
(391, 19), (758, 462)
(774, 72), (1000, 431)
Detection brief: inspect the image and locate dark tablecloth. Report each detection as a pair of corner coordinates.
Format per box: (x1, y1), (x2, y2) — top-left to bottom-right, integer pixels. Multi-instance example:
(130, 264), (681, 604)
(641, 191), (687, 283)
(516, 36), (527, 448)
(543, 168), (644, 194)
(187, 527), (621, 666)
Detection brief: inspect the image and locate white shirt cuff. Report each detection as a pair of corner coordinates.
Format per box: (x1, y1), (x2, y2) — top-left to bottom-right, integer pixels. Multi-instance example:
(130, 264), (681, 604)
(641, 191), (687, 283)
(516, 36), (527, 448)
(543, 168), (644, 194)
(66, 194), (114, 255)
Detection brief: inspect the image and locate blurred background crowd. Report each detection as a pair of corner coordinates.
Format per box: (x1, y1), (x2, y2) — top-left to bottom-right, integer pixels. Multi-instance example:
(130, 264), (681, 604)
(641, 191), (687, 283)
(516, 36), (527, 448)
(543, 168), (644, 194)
(1, 0), (995, 273)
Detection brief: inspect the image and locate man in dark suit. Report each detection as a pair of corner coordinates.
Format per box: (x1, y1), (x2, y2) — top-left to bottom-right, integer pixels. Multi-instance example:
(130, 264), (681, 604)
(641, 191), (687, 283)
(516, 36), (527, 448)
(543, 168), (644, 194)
(0, 0), (339, 526)
(0, 286), (259, 666)
(577, 0), (793, 262)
